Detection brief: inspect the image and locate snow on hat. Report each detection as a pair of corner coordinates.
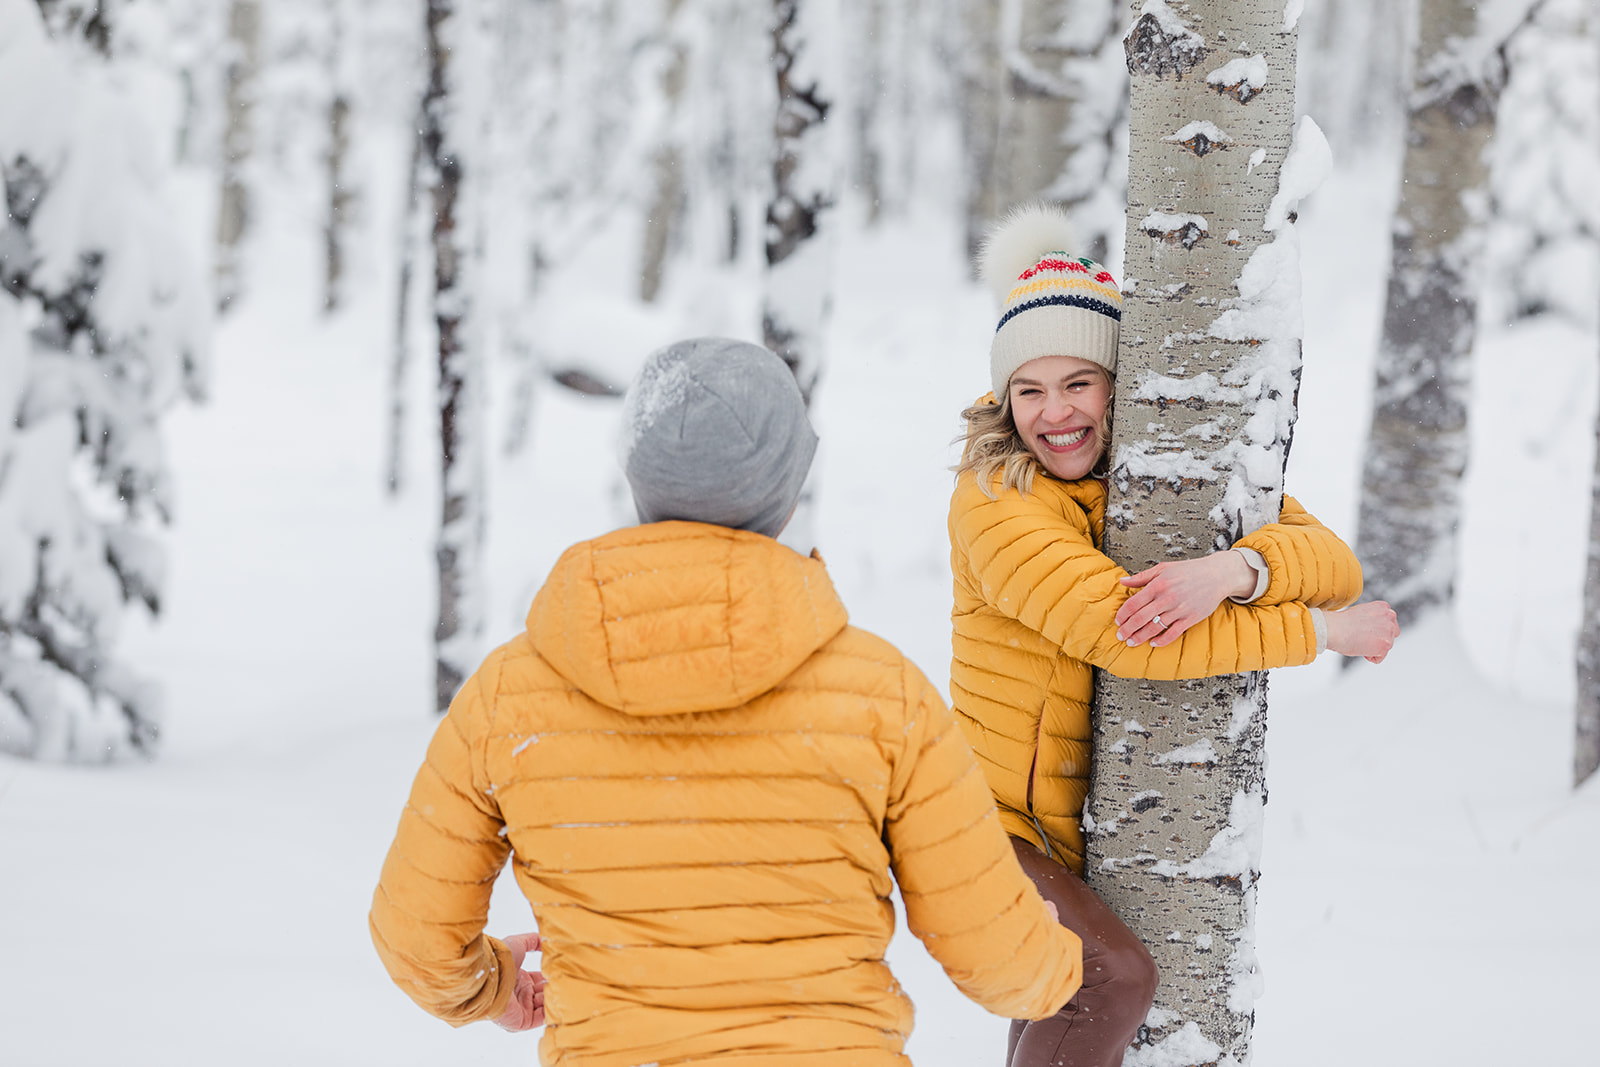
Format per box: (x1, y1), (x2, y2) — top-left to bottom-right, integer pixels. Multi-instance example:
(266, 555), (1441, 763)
(620, 337), (817, 539)
(978, 203), (1122, 400)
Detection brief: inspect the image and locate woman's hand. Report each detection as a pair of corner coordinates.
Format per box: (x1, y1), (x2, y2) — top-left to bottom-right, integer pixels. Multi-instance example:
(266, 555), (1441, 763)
(1324, 601), (1400, 663)
(1116, 552), (1258, 647)
(493, 932), (548, 1032)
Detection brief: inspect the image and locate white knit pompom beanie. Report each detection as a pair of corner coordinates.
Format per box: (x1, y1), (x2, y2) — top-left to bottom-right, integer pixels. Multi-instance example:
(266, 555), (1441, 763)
(978, 203), (1122, 400)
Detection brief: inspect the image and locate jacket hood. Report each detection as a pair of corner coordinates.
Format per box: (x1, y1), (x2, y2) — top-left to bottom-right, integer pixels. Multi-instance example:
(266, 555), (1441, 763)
(527, 521), (849, 716)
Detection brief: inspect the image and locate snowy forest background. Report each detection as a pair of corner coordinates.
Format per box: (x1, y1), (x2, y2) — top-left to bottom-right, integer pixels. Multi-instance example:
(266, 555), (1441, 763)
(2, 0), (1597, 1064)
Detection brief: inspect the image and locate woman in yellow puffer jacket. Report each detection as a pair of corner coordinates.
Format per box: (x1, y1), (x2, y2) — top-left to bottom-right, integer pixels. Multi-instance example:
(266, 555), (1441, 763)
(950, 206), (1400, 1067)
(371, 338), (1084, 1066)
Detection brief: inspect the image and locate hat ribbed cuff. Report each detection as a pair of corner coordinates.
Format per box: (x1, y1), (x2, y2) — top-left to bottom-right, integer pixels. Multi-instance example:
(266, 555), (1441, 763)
(990, 304), (1119, 400)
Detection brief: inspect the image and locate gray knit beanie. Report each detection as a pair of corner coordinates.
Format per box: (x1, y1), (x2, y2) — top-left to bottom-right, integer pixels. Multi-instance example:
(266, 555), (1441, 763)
(619, 337), (817, 539)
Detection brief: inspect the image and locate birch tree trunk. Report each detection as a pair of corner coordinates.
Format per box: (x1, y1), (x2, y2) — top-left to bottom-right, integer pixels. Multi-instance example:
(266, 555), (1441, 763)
(993, 0), (1127, 264)
(1576, 0), (1600, 789)
(764, 0), (837, 550)
(386, 121), (425, 495)
(764, 0), (836, 403)
(1086, 3), (1318, 1063)
(1578, 408), (1600, 786)
(641, 0), (689, 303)
(323, 0), (354, 313)
(423, 0), (487, 713)
(216, 0), (260, 312)
(960, 0), (1005, 264)
(1353, 0), (1506, 627)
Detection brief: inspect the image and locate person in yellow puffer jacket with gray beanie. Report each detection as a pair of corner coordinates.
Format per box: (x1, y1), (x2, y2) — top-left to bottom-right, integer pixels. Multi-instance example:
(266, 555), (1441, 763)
(950, 205), (1401, 1067)
(370, 337), (1085, 1066)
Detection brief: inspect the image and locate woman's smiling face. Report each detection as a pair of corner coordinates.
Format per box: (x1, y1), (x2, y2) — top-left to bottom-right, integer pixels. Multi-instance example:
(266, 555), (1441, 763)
(1007, 355), (1113, 482)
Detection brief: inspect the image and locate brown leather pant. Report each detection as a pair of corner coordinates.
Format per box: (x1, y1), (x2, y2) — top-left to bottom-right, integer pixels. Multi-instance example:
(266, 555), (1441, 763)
(1006, 838), (1159, 1067)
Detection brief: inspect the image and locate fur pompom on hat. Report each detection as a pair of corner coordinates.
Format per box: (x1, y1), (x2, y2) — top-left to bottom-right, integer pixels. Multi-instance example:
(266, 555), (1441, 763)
(619, 337), (816, 540)
(978, 203), (1122, 400)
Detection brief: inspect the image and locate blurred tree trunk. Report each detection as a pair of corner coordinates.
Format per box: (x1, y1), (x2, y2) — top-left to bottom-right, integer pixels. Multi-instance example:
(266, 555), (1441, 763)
(1576, 0), (1600, 789)
(1087, 2), (1311, 1063)
(959, 0), (1127, 268)
(999, 0), (1126, 263)
(1296, 0), (1412, 159)
(641, 0), (689, 303)
(424, 0), (487, 713)
(216, 0), (261, 312)
(959, 0), (1004, 264)
(386, 120), (425, 495)
(764, 0), (837, 551)
(1578, 413), (1600, 786)
(323, 0), (354, 313)
(763, 0), (836, 404)
(1353, 0), (1508, 627)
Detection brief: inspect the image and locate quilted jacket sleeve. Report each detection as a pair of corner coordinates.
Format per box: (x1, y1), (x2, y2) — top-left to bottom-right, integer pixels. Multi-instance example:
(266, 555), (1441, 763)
(1235, 495), (1363, 609)
(885, 660), (1083, 1019)
(951, 479), (1320, 680)
(370, 652), (518, 1027)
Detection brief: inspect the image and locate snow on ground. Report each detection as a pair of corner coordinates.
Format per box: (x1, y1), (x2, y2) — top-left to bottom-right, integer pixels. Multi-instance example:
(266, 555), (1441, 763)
(1, 162), (1598, 1065)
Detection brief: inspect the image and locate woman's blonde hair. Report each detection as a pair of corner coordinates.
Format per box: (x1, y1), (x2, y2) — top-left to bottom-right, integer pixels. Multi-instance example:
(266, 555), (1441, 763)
(954, 379), (1113, 498)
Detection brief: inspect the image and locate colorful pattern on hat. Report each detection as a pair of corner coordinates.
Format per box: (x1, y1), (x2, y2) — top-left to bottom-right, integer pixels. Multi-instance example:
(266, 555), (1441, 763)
(990, 252), (1122, 400)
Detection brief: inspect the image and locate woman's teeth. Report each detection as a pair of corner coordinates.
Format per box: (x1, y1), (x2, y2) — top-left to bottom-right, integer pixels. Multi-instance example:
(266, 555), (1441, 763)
(1043, 428), (1089, 448)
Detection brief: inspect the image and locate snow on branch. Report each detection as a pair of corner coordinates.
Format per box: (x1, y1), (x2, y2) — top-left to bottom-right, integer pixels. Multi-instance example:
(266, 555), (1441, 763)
(1412, 0), (1547, 112)
(0, 0), (207, 762)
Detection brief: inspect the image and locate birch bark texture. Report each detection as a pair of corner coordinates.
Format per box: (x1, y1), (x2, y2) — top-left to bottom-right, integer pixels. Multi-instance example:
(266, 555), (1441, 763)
(423, 0), (488, 713)
(1086, 3), (1317, 1064)
(1354, 0), (1506, 628)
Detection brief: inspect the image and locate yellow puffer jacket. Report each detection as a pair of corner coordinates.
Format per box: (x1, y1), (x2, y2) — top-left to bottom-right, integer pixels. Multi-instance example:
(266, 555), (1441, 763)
(949, 471), (1362, 875)
(371, 521), (1082, 1067)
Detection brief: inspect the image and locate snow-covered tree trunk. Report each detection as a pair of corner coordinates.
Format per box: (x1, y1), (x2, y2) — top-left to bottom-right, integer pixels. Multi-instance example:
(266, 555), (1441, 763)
(765, 0), (838, 552)
(0, 0), (209, 761)
(1086, 4), (1323, 1064)
(215, 0), (260, 312)
(763, 0), (836, 403)
(423, 0), (488, 713)
(1353, 0), (1510, 627)
(994, 0), (1128, 265)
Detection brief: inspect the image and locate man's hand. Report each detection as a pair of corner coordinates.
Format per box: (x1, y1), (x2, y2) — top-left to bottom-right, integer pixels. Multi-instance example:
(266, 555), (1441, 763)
(1324, 601), (1400, 663)
(1117, 551), (1258, 647)
(493, 932), (547, 1032)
